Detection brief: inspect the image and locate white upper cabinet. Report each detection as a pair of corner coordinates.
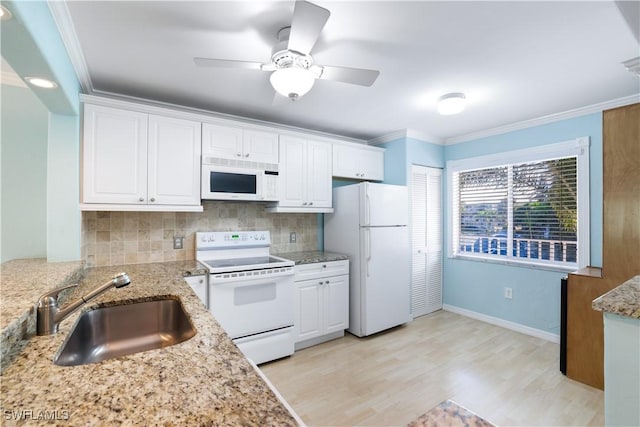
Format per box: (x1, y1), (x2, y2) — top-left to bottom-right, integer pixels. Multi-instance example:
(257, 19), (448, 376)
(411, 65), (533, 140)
(81, 103), (202, 211)
(202, 123), (278, 164)
(332, 143), (384, 181)
(274, 135), (332, 212)
(147, 114), (202, 206)
(82, 104), (148, 205)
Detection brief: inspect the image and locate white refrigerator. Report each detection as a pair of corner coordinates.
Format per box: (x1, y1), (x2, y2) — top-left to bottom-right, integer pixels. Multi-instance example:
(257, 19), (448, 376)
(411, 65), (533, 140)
(324, 182), (411, 337)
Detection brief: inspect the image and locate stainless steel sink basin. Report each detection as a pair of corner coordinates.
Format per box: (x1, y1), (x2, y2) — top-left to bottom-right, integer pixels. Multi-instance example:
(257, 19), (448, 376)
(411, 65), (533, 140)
(54, 297), (196, 366)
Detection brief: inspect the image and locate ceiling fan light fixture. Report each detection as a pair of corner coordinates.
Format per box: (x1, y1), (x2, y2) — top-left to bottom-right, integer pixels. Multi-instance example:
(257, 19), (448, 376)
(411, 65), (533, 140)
(270, 67), (315, 100)
(437, 92), (466, 115)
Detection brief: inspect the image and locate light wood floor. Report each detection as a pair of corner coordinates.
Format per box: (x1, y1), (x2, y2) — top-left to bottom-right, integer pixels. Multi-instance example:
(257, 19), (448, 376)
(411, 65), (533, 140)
(261, 310), (604, 427)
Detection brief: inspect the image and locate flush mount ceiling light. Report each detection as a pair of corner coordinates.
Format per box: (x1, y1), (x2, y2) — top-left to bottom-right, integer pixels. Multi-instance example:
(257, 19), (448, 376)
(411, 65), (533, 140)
(25, 77), (58, 89)
(437, 92), (466, 115)
(270, 66), (316, 101)
(0, 5), (12, 20)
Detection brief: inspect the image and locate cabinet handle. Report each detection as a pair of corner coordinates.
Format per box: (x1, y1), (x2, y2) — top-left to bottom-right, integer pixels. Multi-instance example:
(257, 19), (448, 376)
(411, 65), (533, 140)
(236, 153), (242, 157)
(319, 281), (323, 285)
(139, 197), (144, 202)
(245, 153), (250, 158)
(309, 202), (313, 206)
(302, 202), (308, 206)
(325, 281), (330, 284)
(150, 197), (155, 202)
(322, 264), (327, 268)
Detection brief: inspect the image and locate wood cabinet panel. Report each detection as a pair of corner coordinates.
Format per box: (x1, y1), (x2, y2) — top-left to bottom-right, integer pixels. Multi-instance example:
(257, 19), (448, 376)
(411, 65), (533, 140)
(566, 103), (640, 390)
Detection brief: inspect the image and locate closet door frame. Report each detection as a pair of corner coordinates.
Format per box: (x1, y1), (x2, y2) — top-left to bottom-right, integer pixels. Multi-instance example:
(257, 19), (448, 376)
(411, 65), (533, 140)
(410, 165), (443, 318)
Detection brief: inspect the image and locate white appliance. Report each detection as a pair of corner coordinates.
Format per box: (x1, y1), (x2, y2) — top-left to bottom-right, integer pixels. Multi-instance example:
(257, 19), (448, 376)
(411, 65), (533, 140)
(201, 157), (279, 201)
(196, 230), (295, 364)
(324, 182), (411, 337)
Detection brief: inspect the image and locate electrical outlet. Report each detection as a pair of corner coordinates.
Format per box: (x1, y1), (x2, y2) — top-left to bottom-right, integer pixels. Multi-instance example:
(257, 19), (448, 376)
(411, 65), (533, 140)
(289, 232), (297, 243)
(173, 236), (184, 250)
(504, 287), (513, 299)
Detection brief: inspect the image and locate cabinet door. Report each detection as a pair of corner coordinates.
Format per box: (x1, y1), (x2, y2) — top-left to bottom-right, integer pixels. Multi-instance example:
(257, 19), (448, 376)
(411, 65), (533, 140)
(324, 275), (349, 334)
(243, 129), (279, 164)
(147, 115), (202, 206)
(82, 104), (148, 204)
(332, 144), (359, 179)
(306, 140), (332, 208)
(359, 149), (384, 181)
(295, 279), (323, 342)
(279, 135), (307, 207)
(202, 123), (243, 160)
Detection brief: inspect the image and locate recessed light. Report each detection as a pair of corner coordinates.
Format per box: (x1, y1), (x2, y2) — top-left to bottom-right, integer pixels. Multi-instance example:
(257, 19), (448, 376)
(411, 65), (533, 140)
(437, 93), (466, 115)
(25, 77), (58, 89)
(0, 5), (12, 20)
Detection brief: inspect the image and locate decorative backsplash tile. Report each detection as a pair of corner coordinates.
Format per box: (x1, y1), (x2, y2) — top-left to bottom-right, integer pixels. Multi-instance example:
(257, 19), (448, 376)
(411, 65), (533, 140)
(81, 202), (318, 267)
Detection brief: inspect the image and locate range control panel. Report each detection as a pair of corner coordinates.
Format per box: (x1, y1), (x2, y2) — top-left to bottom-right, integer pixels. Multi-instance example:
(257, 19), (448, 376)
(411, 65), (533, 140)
(196, 231), (271, 249)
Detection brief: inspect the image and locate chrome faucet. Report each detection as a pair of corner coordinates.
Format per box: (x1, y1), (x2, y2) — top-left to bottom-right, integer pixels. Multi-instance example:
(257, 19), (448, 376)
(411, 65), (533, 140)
(36, 272), (131, 335)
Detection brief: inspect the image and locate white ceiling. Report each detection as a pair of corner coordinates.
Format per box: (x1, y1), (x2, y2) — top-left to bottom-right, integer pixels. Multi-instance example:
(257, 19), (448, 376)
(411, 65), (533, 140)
(61, 1), (639, 143)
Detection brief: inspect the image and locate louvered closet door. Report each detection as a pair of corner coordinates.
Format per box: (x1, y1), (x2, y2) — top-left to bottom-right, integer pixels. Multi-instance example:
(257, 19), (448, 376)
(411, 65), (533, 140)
(411, 165), (443, 318)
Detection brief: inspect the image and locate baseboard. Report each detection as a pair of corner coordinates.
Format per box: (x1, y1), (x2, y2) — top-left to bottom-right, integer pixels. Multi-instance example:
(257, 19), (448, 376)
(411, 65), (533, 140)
(294, 331), (345, 351)
(442, 304), (560, 343)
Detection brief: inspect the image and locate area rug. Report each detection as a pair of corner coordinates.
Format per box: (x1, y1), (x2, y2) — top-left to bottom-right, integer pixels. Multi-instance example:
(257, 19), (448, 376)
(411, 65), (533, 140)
(407, 399), (496, 427)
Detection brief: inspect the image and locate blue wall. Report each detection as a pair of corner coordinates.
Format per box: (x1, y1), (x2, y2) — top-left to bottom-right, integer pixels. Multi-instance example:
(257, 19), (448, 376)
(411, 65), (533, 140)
(1, 86), (49, 262)
(443, 113), (603, 336)
(1, 0), (81, 262)
(381, 137), (444, 185)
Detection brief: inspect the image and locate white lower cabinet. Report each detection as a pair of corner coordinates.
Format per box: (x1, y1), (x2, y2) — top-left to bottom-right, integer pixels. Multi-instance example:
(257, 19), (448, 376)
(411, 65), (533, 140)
(294, 260), (349, 350)
(184, 275), (208, 309)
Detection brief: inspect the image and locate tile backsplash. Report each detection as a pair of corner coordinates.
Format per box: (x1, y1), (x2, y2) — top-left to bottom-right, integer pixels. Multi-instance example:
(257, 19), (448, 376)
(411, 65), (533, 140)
(81, 202), (319, 267)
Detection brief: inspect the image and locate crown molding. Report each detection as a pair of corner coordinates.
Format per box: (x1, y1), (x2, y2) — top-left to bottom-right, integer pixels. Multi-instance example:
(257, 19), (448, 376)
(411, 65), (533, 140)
(47, 0), (92, 93)
(368, 128), (444, 146)
(406, 128), (444, 145)
(445, 94), (640, 145)
(367, 129), (408, 145)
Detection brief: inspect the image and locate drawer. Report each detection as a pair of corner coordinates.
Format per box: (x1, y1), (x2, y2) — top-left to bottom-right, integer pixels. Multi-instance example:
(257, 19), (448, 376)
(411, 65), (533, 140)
(294, 260), (349, 282)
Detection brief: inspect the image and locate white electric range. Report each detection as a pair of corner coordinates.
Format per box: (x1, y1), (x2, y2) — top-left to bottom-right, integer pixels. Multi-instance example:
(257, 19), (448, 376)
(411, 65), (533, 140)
(196, 230), (295, 364)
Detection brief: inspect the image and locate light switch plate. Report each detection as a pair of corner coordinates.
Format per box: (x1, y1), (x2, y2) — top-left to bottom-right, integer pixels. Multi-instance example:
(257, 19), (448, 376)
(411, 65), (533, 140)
(173, 236), (184, 250)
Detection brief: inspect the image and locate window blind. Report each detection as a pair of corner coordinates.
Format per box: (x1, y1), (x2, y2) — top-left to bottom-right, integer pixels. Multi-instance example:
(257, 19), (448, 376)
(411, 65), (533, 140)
(455, 156), (578, 266)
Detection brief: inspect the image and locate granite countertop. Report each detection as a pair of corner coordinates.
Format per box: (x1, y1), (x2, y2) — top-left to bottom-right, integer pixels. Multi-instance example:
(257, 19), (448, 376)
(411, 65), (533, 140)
(278, 250), (349, 265)
(593, 274), (640, 319)
(0, 259), (85, 366)
(1, 261), (297, 426)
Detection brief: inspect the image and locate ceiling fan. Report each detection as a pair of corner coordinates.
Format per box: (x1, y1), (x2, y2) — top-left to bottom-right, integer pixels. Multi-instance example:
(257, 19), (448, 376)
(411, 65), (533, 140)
(194, 0), (380, 101)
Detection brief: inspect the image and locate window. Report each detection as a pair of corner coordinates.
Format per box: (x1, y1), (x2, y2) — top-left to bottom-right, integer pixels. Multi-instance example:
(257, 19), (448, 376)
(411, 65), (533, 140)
(448, 137), (590, 270)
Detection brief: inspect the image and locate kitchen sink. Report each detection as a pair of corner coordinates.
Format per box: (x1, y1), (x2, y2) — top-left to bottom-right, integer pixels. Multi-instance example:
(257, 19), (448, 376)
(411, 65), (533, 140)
(54, 297), (196, 366)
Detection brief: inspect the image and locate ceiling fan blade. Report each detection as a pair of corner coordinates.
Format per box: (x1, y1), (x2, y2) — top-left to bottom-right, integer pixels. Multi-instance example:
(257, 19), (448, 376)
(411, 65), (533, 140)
(287, 1), (330, 55)
(194, 57), (266, 70)
(318, 65), (380, 86)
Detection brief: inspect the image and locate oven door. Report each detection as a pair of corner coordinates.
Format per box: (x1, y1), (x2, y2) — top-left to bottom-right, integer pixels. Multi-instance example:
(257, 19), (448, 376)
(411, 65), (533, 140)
(201, 164), (262, 201)
(209, 272), (294, 339)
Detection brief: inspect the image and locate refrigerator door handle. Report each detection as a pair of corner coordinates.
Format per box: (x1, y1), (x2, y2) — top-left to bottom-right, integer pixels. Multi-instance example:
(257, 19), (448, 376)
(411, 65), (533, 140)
(365, 190), (371, 226)
(366, 228), (372, 277)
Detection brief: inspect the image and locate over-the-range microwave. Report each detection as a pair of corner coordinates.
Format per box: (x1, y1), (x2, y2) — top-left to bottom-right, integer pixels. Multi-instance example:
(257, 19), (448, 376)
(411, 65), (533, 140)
(201, 157), (279, 201)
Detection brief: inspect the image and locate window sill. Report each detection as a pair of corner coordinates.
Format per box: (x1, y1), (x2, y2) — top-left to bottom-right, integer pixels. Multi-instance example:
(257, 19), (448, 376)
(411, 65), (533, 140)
(449, 253), (579, 273)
